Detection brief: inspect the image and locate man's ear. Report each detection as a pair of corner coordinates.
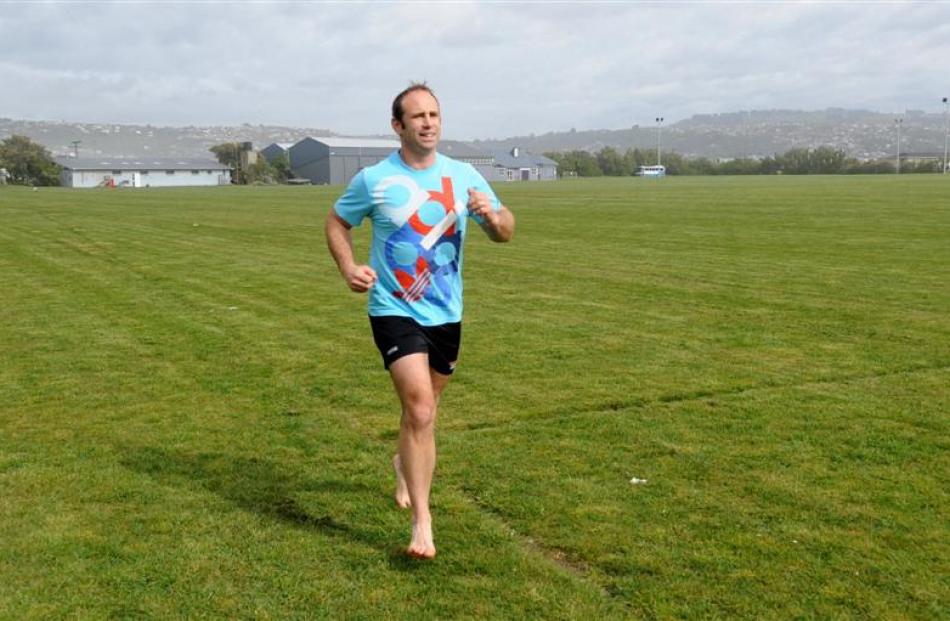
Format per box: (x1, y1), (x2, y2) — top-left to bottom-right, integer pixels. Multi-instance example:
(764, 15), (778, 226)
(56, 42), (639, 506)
(391, 118), (403, 134)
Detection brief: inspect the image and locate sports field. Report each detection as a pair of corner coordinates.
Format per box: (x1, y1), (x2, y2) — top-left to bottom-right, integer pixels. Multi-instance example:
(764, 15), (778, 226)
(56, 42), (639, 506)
(1, 175), (947, 618)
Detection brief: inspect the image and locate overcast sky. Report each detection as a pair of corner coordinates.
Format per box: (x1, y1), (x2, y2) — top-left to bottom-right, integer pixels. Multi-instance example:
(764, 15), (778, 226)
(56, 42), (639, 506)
(2, 1), (948, 140)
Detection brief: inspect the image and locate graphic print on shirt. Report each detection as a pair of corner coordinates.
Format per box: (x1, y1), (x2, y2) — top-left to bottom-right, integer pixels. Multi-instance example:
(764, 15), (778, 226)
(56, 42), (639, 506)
(373, 174), (465, 307)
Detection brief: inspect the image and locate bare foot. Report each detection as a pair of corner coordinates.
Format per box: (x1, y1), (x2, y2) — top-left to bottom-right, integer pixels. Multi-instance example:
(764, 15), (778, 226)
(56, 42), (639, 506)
(407, 520), (436, 559)
(393, 454), (411, 509)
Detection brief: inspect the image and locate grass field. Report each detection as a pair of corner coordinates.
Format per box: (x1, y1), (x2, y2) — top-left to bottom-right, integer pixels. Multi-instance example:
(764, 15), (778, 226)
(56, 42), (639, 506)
(1, 175), (947, 619)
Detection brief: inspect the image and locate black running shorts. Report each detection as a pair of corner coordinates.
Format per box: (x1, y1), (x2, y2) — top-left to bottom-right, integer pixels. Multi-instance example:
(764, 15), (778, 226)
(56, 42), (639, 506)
(369, 315), (461, 376)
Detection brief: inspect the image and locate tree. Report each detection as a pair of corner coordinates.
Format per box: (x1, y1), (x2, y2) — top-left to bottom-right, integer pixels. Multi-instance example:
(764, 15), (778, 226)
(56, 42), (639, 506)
(810, 146), (848, 174)
(270, 153), (292, 182)
(209, 142), (242, 168)
(564, 150), (602, 176)
(209, 142), (242, 183)
(243, 157), (283, 185)
(596, 147), (625, 176)
(660, 152), (686, 175)
(544, 150), (602, 177)
(775, 147), (849, 174)
(0, 135), (60, 186)
(778, 148), (811, 174)
(845, 159), (894, 174)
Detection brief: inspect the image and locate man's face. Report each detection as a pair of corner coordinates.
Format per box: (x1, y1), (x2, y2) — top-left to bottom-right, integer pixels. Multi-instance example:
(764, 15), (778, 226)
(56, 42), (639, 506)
(392, 90), (441, 156)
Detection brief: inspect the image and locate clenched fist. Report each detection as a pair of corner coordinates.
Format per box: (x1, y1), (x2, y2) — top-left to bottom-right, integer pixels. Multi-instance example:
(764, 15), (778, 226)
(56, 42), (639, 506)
(467, 188), (498, 226)
(343, 264), (377, 293)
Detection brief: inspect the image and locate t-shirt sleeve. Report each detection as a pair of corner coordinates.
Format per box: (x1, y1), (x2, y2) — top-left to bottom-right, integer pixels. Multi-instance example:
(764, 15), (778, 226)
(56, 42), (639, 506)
(333, 171), (372, 227)
(465, 164), (501, 224)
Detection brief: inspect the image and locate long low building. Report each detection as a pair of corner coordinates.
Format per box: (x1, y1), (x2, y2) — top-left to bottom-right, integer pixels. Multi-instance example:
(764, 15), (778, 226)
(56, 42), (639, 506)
(56, 157), (231, 188)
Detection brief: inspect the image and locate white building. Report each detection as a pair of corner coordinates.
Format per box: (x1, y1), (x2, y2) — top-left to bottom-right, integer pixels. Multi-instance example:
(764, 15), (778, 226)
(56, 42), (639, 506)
(56, 157), (231, 188)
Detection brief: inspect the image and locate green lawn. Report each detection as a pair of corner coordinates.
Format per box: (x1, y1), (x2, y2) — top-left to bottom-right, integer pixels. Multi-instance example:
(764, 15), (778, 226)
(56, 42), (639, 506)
(1, 176), (947, 618)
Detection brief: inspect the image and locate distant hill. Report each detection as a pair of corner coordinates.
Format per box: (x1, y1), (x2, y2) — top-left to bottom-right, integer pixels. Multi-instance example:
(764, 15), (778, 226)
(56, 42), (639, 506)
(0, 119), (338, 161)
(473, 109), (948, 159)
(2, 108), (947, 161)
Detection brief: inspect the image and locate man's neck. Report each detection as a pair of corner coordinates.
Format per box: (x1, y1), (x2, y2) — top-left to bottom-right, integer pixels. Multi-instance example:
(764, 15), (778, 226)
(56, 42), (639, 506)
(399, 147), (437, 170)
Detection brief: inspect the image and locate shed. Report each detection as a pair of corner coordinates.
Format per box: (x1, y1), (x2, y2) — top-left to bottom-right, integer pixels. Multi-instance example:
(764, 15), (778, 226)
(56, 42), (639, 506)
(289, 137), (400, 186)
(260, 142), (295, 166)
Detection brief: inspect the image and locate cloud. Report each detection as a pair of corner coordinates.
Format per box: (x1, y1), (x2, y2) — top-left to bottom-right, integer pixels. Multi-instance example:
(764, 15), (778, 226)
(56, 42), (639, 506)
(1, 2), (948, 138)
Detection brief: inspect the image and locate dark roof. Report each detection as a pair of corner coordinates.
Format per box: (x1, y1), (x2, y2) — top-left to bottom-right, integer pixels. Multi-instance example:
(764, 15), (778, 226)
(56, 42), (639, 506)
(261, 142), (294, 153)
(491, 148), (557, 168)
(56, 157), (229, 171)
(439, 140), (491, 158)
(296, 136), (400, 149)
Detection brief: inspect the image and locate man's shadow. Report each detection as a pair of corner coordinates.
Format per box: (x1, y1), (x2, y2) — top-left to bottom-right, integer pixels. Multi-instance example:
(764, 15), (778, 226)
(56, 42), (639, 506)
(120, 445), (425, 567)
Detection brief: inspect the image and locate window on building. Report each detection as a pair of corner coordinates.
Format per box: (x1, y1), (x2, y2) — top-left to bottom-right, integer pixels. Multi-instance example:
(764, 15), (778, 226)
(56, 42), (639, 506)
(191, 170), (200, 175)
(140, 170), (149, 176)
(165, 170), (175, 175)
(112, 170), (122, 175)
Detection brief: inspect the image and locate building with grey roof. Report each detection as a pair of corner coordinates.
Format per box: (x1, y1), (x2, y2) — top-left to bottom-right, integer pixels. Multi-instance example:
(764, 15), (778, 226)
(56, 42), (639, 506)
(56, 157), (230, 188)
(489, 147), (558, 181)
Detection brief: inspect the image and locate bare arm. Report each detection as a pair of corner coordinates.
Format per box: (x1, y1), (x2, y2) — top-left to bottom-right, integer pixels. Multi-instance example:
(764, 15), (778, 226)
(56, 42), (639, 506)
(467, 188), (515, 243)
(325, 209), (377, 292)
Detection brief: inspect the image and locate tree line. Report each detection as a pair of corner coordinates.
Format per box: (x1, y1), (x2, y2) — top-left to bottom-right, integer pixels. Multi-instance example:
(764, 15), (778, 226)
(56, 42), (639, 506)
(544, 146), (944, 177)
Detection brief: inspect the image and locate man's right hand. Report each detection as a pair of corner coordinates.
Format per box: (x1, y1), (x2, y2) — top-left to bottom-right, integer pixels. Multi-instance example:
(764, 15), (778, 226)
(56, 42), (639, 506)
(343, 264), (378, 293)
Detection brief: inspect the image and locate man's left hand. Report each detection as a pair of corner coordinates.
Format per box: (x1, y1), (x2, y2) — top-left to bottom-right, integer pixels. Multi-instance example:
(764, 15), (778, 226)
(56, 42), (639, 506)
(467, 188), (498, 226)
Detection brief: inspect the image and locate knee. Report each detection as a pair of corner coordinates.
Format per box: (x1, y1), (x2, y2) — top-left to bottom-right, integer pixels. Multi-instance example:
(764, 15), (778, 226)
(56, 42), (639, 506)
(402, 398), (436, 431)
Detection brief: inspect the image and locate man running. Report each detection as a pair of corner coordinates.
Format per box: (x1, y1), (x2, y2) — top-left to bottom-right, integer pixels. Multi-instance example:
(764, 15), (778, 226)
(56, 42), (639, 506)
(325, 83), (515, 558)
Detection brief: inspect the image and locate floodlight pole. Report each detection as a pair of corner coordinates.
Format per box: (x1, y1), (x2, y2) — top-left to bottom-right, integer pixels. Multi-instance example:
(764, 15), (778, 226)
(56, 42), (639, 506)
(655, 117), (664, 166)
(895, 118), (903, 174)
(942, 97), (948, 174)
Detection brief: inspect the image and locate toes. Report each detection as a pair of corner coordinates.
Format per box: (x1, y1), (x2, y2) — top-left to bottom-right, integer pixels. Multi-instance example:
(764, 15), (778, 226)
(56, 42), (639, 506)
(406, 546), (436, 560)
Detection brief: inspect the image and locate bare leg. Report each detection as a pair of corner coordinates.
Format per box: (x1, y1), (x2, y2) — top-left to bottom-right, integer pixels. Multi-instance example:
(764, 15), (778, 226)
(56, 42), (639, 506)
(388, 354), (453, 559)
(393, 453), (411, 509)
(393, 367), (451, 510)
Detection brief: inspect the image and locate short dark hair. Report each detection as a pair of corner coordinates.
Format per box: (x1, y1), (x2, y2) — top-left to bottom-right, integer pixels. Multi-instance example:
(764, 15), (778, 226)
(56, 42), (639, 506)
(392, 82), (438, 124)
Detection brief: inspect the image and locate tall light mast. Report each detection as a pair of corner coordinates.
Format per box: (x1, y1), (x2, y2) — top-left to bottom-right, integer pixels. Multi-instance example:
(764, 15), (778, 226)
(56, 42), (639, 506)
(942, 97), (948, 174)
(894, 118), (903, 174)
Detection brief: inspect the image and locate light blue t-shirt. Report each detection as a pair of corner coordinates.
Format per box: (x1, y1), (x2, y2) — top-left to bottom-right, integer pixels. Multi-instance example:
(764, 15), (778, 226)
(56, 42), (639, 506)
(334, 151), (501, 326)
